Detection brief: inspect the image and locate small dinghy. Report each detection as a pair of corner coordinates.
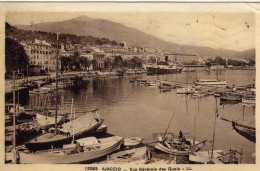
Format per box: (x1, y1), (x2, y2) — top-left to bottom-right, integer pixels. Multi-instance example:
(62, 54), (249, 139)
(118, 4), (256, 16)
(105, 146), (150, 164)
(123, 137), (143, 147)
(189, 150), (224, 164)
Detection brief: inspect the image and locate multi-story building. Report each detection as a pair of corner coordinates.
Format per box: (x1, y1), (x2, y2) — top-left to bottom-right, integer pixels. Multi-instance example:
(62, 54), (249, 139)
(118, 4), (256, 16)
(164, 53), (198, 64)
(93, 52), (105, 70)
(22, 39), (61, 72)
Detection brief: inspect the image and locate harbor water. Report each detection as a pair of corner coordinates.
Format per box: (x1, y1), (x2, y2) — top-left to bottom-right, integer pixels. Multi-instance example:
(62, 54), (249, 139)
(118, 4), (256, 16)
(21, 69), (256, 163)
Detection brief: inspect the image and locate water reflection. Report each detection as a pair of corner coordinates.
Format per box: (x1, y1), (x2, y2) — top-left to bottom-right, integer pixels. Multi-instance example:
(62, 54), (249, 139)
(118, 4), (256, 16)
(24, 70), (256, 163)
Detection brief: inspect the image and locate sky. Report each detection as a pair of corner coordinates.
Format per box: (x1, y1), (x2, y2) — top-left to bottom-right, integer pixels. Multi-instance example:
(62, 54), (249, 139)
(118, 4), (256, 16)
(6, 11), (255, 51)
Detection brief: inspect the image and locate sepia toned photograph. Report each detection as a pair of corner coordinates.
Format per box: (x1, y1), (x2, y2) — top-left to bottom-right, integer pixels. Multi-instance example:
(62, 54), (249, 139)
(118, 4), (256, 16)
(1, 2), (257, 167)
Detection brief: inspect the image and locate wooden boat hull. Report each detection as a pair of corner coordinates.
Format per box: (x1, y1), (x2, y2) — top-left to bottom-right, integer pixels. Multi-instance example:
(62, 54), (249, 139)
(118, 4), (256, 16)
(189, 150), (224, 164)
(19, 136), (123, 164)
(25, 119), (104, 151)
(105, 146), (150, 164)
(154, 142), (189, 155)
(220, 96), (242, 102)
(232, 121), (255, 143)
(242, 99), (255, 104)
(123, 137), (143, 147)
(194, 80), (226, 85)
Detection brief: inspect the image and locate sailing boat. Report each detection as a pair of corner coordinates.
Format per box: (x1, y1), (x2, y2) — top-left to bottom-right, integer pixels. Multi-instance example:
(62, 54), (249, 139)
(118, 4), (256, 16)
(190, 99), (241, 164)
(189, 98), (225, 163)
(194, 64), (226, 86)
(154, 113), (204, 156)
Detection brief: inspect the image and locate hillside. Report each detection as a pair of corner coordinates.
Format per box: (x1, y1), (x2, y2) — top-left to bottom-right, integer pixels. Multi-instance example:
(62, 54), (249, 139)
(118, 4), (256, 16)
(6, 22), (122, 47)
(16, 15), (255, 60)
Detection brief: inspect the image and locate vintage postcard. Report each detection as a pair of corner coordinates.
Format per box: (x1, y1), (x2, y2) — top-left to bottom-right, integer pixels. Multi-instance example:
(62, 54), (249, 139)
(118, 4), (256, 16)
(0, 2), (259, 171)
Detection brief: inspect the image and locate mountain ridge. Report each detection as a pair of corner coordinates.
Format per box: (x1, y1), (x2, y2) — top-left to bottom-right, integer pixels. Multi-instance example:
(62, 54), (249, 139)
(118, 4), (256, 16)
(16, 15), (255, 60)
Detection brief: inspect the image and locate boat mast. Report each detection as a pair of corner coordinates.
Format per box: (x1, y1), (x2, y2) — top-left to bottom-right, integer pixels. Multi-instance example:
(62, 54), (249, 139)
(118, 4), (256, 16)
(193, 98), (199, 146)
(216, 64), (219, 80)
(186, 71), (188, 86)
(70, 98), (73, 122)
(12, 71), (16, 163)
(163, 112), (174, 140)
(211, 98), (218, 160)
(85, 95), (88, 113)
(73, 109), (75, 143)
(55, 33), (59, 133)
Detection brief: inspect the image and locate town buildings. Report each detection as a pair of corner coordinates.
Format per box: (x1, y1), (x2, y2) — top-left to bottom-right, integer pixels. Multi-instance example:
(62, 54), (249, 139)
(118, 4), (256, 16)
(21, 38), (212, 73)
(21, 39), (61, 72)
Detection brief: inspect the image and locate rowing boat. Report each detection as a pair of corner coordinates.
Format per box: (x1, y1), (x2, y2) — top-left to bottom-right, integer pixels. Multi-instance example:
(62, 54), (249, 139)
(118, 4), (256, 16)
(105, 146), (150, 164)
(19, 136), (123, 164)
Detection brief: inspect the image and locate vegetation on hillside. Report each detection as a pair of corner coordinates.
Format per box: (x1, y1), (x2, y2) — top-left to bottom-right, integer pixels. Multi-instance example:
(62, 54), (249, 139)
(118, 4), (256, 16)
(6, 22), (123, 47)
(5, 37), (29, 76)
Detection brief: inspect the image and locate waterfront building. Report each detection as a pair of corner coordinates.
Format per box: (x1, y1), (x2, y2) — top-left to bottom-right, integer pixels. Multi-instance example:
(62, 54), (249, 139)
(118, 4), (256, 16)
(22, 39), (61, 72)
(93, 52), (105, 70)
(164, 53), (199, 64)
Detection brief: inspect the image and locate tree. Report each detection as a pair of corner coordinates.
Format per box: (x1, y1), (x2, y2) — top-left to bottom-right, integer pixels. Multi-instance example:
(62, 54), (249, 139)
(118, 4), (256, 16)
(104, 57), (112, 71)
(213, 56), (226, 66)
(130, 56), (143, 69)
(5, 37), (29, 76)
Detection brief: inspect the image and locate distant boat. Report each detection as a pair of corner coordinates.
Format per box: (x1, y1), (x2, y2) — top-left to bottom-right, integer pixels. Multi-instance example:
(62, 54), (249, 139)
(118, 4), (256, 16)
(220, 95), (242, 102)
(242, 98), (255, 104)
(194, 79), (226, 85)
(36, 113), (63, 127)
(25, 111), (103, 151)
(146, 62), (182, 75)
(19, 136), (123, 164)
(176, 87), (195, 94)
(145, 81), (158, 86)
(105, 146), (150, 164)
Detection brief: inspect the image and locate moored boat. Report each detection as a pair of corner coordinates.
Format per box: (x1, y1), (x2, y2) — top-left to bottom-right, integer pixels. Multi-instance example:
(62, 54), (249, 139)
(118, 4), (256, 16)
(25, 111), (104, 151)
(232, 121), (255, 143)
(242, 98), (255, 104)
(19, 136), (123, 164)
(220, 95), (242, 102)
(194, 79), (226, 85)
(105, 146), (150, 164)
(176, 87), (195, 94)
(154, 138), (202, 155)
(146, 62), (182, 75)
(123, 137), (143, 147)
(189, 150), (224, 164)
